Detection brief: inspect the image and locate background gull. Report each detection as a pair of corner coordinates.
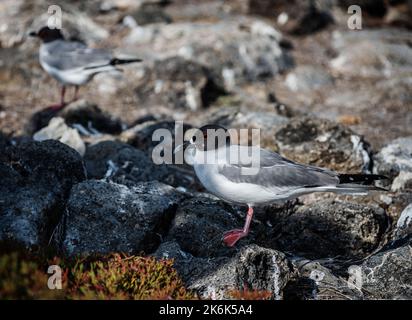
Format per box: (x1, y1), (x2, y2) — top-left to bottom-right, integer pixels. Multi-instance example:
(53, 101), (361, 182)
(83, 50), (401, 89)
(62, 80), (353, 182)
(29, 26), (142, 110)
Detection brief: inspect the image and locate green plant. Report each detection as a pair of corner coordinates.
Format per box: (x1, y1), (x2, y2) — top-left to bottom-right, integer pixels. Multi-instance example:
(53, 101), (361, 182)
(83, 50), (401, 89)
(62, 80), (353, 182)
(68, 254), (196, 300)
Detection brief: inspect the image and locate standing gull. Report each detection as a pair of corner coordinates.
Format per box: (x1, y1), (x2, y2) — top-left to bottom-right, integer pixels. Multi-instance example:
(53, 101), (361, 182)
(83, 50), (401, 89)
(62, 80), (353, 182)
(175, 125), (387, 247)
(29, 26), (142, 110)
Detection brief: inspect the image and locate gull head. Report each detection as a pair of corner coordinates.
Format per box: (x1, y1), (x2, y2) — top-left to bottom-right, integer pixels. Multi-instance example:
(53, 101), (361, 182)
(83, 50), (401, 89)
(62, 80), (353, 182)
(174, 124), (230, 154)
(29, 26), (64, 43)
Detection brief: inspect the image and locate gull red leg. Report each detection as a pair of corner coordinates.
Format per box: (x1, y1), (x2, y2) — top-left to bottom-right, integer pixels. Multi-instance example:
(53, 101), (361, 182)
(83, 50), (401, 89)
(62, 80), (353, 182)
(223, 206), (254, 247)
(48, 85), (66, 111)
(60, 85), (66, 106)
(73, 85), (79, 101)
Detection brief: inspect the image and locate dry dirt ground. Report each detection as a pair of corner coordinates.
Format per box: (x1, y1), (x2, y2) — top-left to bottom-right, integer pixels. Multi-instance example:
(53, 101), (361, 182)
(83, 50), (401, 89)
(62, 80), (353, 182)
(0, 1), (411, 152)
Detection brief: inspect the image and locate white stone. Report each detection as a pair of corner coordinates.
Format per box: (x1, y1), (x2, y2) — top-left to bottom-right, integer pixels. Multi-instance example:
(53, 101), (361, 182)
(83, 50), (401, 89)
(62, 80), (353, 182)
(33, 117), (86, 156)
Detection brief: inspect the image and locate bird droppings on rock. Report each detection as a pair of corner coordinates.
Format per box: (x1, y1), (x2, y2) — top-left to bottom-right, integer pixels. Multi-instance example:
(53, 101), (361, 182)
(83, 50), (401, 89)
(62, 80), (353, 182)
(263, 199), (388, 260)
(361, 239), (412, 299)
(275, 117), (372, 173)
(394, 203), (412, 240)
(153, 241), (293, 299)
(235, 245), (292, 300)
(284, 259), (363, 300)
(56, 180), (181, 256)
(84, 140), (199, 190)
(373, 136), (412, 191)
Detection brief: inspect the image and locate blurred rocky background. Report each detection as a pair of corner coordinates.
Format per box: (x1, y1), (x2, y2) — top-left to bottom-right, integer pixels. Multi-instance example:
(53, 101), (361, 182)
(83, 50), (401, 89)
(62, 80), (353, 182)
(0, 0), (411, 300)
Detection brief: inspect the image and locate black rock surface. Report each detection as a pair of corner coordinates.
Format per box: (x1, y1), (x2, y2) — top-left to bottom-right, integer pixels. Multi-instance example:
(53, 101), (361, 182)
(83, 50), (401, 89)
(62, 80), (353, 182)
(0, 140), (86, 250)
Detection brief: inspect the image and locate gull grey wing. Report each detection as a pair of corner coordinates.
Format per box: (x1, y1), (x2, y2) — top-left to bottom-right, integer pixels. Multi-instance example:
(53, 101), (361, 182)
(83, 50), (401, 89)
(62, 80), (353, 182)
(42, 40), (113, 71)
(257, 148), (297, 167)
(220, 148), (339, 189)
(218, 162), (339, 189)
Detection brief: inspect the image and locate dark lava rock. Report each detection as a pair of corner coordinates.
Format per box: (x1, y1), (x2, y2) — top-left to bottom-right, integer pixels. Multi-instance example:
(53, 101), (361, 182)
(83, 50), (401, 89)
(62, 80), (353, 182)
(235, 244), (292, 299)
(275, 117), (371, 172)
(84, 140), (199, 190)
(155, 240), (237, 299)
(264, 199), (388, 260)
(284, 260), (362, 300)
(135, 57), (225, 110)
(84, 140), (161, 180)
(121, 120), (193, 154)
(154, 241), (293, 299)
(153, 241), (231, 298)
(165, 197), (266, 258)
(57, 180), (181, 256)
(0, 139), (86, 192)
(0, 131), (9, 148)
(247, 0), (333, 35)
(25, 107), (59, 135)
(287, 6), (333, 36)
(361, 240), (412, 299)
(338, 0), (387, 18)
(130, 3), (172, 25)
(25, 100), (124, 135)
(0, 140), (86, 249)
(153, 241), (210, 281)
(189, 244), (293, 300)
(60, 99), (124, 134)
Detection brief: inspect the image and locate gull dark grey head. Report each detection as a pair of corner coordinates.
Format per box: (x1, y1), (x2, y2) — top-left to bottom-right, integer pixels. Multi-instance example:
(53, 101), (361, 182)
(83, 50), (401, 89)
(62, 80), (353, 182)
(190, 124), (231, 152)
(174, 124), (231, 156)
(29, 26), (64, 43)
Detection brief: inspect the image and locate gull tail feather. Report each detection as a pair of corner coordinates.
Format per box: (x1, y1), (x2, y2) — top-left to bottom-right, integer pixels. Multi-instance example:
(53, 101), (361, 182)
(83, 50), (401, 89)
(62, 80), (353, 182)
(335, 173), (389, 193)
(335, 184), (388, 193)
(338, 173), (388, 185)
(109, 58), (143, 66)
(83, 58), (142, 70)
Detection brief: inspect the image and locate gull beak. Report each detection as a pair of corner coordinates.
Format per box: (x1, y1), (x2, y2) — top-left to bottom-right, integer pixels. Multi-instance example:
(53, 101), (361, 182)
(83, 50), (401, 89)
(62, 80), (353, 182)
(174, 141), (190, 154)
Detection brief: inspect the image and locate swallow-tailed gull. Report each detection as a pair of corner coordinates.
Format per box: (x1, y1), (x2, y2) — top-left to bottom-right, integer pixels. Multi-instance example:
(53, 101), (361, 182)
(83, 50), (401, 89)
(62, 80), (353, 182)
(175, 124), (387, 247)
